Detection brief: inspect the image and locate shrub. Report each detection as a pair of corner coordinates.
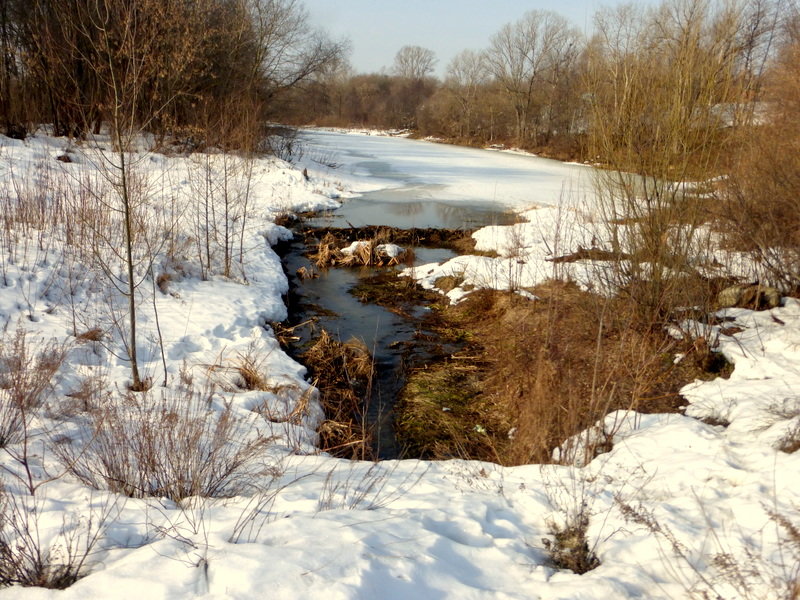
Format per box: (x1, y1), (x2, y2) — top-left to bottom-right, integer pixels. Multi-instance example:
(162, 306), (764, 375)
(55, 390), (273, 502)
(0, 485), (115, 589)
(0, 331), (67, 448)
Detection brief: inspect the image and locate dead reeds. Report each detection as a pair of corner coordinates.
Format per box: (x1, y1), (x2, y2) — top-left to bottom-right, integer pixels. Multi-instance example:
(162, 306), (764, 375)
(309, 233), (413, 268)
(302, 330), (374, 460)
(397, 282), (704, 466)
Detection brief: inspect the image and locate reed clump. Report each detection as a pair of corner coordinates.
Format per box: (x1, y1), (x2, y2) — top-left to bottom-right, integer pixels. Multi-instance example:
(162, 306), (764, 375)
(302, 330), (374, 460)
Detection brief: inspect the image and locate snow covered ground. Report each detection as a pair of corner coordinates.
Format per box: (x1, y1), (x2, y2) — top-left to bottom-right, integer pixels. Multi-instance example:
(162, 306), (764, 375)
(0, 129), (797, 599)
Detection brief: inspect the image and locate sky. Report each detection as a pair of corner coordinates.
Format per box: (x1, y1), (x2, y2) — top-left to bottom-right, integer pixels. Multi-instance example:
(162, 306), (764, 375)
(302, 0), (631, 76)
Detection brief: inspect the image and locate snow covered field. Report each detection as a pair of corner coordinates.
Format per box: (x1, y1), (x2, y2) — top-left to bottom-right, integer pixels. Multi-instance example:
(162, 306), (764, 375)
(0, 129), (797, 599)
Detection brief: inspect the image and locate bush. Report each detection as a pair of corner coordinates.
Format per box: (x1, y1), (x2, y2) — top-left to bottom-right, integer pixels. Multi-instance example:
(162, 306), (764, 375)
(0, 331), (66, 448)
(0, 485), (115, 589)
(56, 390), (273, 502)
(719, 42), (800, 291)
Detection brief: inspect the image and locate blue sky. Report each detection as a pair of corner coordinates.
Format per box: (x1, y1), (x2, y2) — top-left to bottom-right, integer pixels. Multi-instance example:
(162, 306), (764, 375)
(302, 0), (636, 75)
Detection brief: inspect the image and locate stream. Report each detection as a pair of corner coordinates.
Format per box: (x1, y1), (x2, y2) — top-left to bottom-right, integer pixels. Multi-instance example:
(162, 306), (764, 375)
(282, 130), (590, 458)
(283, 244), (456, 458)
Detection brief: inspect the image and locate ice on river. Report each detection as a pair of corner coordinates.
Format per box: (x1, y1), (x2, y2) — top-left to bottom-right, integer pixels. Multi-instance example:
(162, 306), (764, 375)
(300, 128), (594, 208)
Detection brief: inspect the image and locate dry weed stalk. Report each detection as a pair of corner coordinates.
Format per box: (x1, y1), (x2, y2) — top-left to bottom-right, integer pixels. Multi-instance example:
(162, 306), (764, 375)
(0, 485), (120, 589)
(55, 389), (275, 502)
(316, 461), (427, 512)
(0, 331), (67, 449)
(617, 497), (800, 600)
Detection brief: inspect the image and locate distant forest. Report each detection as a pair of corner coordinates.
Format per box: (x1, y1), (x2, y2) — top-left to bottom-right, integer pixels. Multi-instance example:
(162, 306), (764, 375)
(278, 0), (791, 165)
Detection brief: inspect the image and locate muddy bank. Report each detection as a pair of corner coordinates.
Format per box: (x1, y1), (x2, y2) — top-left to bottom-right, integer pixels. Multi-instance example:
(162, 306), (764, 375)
(298, 224), (497, 256)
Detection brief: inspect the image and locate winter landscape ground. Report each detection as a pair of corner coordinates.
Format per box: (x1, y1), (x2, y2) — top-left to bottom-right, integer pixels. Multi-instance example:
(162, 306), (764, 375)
(0, 128), (797, 599)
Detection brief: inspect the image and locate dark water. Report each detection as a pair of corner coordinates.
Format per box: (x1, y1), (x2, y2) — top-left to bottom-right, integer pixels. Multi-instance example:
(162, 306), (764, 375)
(287, 203), (506, 458)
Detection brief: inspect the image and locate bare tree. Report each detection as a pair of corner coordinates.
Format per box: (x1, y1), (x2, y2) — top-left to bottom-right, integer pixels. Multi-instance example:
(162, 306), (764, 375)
(249, 0), (348, 110)
(485, 10), (581, 146)
(0, 0), (23, 137)
(586, 0), (777, 321)
(51, 0), (206, 390)
(444, 50), (488, 137)
(392, 45), (437, 80)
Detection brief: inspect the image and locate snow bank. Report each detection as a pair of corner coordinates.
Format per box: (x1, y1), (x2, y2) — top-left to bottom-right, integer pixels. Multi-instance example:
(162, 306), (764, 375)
(0, 130), (797, 599)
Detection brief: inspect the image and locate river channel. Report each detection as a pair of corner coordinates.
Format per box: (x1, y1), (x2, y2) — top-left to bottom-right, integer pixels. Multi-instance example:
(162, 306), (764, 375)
(283, 130), (590, 458)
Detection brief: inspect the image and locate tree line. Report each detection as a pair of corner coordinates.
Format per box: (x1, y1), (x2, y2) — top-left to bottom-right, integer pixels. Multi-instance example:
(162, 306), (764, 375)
(0, 0), (346, 149)
(279, 0), (786, 164)
(0, 0), (793, 169)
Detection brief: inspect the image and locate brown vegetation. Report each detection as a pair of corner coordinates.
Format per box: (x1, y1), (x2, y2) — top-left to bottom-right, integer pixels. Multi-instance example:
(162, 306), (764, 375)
(302, 330), (374, 460)
(717, 28), (800, 292)
(0, 0), (345, 141)
(0, 331), (67, 448)
(397, 282), (722, 465)
(55, 389), (272, 502)
(309, 233), (413, 268)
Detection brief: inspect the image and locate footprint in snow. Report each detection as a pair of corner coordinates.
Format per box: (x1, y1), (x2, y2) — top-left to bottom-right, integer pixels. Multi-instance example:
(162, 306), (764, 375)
(421, 515), (493, 548)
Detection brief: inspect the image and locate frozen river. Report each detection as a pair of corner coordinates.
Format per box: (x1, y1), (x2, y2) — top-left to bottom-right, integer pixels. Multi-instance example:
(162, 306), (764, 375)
(300, 129), (593, 228)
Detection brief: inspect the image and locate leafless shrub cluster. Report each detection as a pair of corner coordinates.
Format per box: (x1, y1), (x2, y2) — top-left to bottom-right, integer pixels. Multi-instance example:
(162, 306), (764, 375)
(0, 486), (119, 590)
(56, 390), (275, 502)
(585, 0), (775, 323)
(0, 330), (67, 448)
(187, 152), (257, 281)
(718, 30), (800, 291)
(0, 489), (117, 590)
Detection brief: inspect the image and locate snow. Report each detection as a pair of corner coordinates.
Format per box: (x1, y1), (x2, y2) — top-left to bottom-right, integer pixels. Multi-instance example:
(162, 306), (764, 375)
(300, 129), (593, 208)
(406, 205), (603, 300)
(0, 129), (797, 599)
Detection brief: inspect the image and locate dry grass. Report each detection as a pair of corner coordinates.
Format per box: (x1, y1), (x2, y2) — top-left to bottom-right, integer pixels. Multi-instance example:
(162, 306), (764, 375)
(55, 389), (274, 502)
(235, 353), (271, 391)
(252, 384), (314, 426)
(202, 344), (276, 392)
(617, 498), (800, 600)
(396, 359), (509, 462)
(302, 330), (374, 460)
(779, 423), (800, 454)
(543, 513), (600, 574)
(309, 233), (413, 268)
(397, 283), (703, 465)
(0, 486), (116, 589)
(477, 283), (697, 465)
(74, 328), (104, 343)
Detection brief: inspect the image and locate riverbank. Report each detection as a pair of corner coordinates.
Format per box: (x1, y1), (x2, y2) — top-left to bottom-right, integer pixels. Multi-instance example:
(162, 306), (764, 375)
(0, 129), (797, 599)
(304, 125), (588, 165)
